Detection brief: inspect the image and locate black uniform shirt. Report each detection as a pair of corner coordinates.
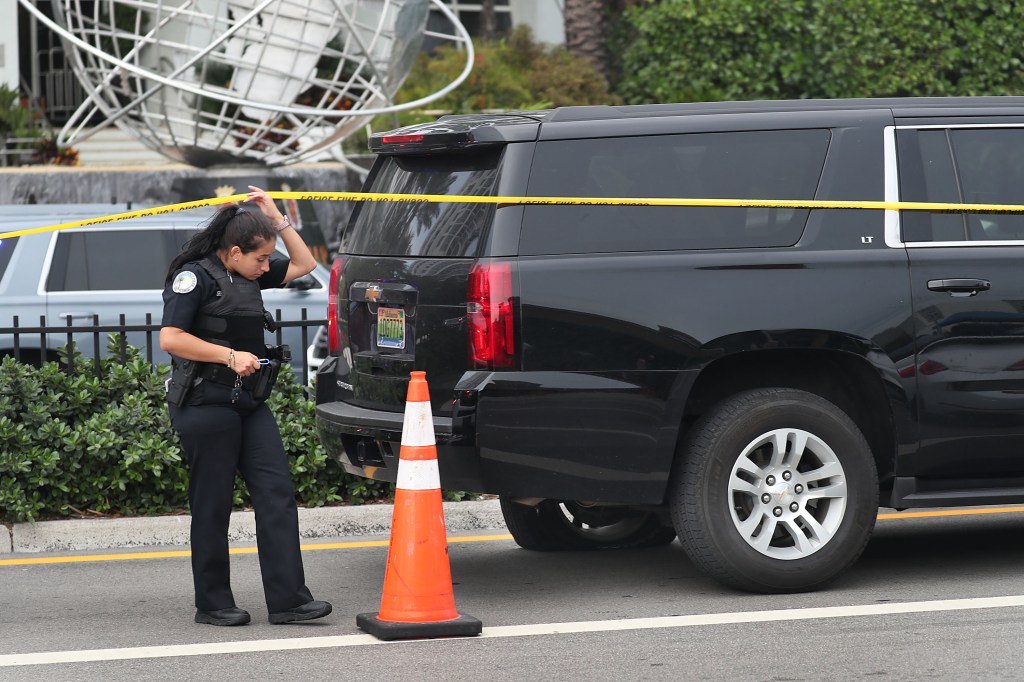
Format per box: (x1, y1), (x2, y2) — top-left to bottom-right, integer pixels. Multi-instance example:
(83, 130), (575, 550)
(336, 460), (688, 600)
(162, 256), (289, 332)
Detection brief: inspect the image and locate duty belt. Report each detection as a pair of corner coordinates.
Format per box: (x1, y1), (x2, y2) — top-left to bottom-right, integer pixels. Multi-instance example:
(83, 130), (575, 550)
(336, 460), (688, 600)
(197, 363), (262, 391)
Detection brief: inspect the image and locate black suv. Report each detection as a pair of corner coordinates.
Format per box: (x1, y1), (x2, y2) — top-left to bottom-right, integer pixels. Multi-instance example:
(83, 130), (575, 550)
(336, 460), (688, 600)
(315, 97), (1024, 593)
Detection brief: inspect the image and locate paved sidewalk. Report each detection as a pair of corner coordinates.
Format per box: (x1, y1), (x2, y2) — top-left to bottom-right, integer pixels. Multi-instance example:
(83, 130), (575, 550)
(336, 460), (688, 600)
(0, 499), (505, 554)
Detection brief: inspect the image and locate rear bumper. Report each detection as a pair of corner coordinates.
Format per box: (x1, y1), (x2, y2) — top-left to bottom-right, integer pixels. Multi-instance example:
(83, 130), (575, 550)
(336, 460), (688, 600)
(314, 399), (486, 491)
(315, 365), (691, 503)
(316, 399), (451, 442)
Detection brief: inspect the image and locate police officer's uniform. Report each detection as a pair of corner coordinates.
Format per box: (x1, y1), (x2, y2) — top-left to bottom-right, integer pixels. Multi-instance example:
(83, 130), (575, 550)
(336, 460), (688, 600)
(162, 255), (313, 614)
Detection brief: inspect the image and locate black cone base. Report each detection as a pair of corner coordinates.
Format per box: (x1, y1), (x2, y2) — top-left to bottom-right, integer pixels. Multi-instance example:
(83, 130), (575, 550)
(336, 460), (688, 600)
(356, 612), (482, 641)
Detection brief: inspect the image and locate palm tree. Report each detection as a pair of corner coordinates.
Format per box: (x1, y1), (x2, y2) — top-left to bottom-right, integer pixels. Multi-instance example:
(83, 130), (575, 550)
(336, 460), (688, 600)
(480, 0), (497, 41)
(564, 0), (609, 82)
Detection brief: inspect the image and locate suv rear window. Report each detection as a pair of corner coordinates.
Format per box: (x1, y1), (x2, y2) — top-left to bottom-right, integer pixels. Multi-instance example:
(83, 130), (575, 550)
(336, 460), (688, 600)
(520, 129), (830, 254)
(343, 149), (502, 258)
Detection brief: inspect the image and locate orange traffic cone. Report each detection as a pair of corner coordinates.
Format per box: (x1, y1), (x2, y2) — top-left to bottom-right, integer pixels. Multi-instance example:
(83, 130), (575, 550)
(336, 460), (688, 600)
(356, 371), (482, 640)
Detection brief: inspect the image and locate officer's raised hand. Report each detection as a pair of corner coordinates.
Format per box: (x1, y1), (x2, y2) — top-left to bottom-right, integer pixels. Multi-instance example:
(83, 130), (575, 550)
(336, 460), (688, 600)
(243, 185), (285, 224)
(242, 185), (318, 285)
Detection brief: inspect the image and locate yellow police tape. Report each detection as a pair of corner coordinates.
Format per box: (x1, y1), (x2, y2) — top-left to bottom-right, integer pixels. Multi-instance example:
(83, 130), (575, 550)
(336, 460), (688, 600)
(4, 190), (1024, 241)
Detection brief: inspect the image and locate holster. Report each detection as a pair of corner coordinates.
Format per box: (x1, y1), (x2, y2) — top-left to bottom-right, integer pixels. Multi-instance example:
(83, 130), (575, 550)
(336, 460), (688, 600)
(166, 358), (199, 406)
(250, 344), (289, 400)
(251, 359), (282, 401)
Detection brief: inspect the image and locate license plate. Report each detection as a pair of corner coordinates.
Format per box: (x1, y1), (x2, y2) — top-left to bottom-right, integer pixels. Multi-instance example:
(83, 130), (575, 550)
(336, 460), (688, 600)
(376, 307), (406, 349)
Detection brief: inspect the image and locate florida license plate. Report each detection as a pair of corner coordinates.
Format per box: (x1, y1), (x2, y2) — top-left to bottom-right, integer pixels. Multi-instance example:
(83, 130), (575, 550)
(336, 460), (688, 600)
(377, 307), (406, 349)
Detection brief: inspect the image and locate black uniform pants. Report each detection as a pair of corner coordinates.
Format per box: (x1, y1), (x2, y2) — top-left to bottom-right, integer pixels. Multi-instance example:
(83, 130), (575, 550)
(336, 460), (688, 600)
(169, 382), (313, 612)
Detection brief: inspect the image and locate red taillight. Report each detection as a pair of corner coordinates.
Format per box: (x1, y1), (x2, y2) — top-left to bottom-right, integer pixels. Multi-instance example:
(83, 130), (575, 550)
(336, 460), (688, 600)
(381, 134), (425, 144)
(468, 261), (515, 368)
(327, 258), (342, 354)
(918, 358), (948, 376)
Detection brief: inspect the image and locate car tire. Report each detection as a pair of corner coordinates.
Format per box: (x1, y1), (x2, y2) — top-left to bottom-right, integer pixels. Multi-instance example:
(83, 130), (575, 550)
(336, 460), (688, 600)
(500, 497), (677, 551)
(671, 387), (878, 593)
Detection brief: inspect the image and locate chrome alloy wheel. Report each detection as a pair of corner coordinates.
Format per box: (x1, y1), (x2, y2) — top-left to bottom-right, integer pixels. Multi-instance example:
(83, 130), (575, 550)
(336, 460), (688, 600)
(728, 428), (848, 560)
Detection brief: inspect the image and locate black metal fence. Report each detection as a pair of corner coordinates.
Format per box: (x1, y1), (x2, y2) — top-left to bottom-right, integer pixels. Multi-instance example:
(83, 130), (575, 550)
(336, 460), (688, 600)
(0, 310), (326, 379)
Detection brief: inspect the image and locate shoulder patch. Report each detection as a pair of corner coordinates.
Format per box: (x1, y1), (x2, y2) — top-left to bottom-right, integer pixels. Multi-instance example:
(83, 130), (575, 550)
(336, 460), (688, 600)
(172, 271), (198, 294)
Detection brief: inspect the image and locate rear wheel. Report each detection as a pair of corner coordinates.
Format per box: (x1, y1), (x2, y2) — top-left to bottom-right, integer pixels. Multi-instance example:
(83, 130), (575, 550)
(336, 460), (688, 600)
(500, 497), (676, 551)
(671, 388), (878, 593)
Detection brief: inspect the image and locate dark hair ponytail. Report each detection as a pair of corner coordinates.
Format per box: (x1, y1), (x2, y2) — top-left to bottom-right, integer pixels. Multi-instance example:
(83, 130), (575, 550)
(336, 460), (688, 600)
(165, 204), (276, 282)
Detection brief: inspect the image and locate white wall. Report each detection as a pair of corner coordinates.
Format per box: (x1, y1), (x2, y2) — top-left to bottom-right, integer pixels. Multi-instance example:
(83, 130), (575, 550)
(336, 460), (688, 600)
(510, 0), (565, 46)
(0, 0), (18, 89)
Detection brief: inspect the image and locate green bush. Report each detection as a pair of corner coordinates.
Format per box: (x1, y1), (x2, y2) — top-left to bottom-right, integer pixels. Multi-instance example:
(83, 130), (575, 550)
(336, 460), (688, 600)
(0, 84), (35, 138)
(344, 25), (619, 154)
(616, 0), (1024, 104)
(1, 85), (81, 164)
(0, 337), (404, 524)
(401, 25), (619, 112)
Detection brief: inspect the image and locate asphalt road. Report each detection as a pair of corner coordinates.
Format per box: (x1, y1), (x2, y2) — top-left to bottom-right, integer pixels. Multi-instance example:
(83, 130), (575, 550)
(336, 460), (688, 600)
(4, 507), (1024, 681)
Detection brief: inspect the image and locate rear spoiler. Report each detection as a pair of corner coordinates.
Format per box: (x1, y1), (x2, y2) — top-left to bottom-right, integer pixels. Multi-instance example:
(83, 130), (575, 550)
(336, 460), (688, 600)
(369, 112), (545, 154)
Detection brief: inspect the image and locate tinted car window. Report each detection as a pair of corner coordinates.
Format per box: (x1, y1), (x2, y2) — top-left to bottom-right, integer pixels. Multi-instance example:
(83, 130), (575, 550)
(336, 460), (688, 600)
(950, 128), (1024, 241)
(343, 149), (502, 257)
(46, 229), (180, 291)
(520, 129), (831, 255)
(897, 127), (1024, 242)
(896, 129), (966, 242)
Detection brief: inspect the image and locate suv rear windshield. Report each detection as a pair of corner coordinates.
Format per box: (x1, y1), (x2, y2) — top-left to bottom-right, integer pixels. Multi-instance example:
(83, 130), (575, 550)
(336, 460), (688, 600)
(521, 129), (831, 254)
(343, 148), (502, 258)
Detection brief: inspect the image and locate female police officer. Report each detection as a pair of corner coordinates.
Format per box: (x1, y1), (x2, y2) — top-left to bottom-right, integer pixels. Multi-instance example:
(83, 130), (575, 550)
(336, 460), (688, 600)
(160, 186), (331, 626)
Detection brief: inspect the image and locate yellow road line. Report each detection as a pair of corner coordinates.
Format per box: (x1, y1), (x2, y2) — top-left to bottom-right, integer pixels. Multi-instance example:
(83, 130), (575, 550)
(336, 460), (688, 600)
(5, 190), (1024, 240)
(0, 549), (193, 565)
(2, 508), (1022, 568)
(0, 533), (514, 567)
(876, 506), (1024, 520)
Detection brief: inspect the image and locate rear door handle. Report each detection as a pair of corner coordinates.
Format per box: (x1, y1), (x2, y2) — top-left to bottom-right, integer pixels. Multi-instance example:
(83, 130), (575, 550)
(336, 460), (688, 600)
(926, 278), (991, 296)
(57, 312), (97, 321)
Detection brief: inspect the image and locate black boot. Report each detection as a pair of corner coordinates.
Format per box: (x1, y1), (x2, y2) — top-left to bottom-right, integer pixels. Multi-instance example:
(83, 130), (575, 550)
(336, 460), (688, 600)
(195, 607), (251, 626)
(269, 600), (332, 624)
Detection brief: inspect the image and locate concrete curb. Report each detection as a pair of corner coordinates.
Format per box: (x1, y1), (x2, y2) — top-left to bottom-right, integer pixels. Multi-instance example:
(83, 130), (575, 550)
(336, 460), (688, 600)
(4, 499), (505, 554)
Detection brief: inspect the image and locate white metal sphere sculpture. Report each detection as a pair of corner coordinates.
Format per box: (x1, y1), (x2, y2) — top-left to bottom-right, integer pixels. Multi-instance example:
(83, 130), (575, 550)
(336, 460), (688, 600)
(19, 0), (472, 167)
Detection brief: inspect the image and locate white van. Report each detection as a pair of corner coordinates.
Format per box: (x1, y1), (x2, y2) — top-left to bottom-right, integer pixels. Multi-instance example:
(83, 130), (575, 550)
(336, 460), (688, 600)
(0, 204), (329, 375)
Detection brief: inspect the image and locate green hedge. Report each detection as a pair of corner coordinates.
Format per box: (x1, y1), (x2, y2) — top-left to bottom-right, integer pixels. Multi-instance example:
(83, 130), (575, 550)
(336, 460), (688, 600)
(0, 338), (406, 523)
(616, 0), (1024, 104)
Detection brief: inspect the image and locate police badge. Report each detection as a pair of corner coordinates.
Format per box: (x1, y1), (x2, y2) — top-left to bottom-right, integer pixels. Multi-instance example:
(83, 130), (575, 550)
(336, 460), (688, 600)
(172, 271), (198, 294)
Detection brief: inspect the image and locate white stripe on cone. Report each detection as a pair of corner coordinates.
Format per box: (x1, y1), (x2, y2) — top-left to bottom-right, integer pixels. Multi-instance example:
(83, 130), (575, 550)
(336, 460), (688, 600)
(396, 459), (442, 491)
(401, 401), (435, 447)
